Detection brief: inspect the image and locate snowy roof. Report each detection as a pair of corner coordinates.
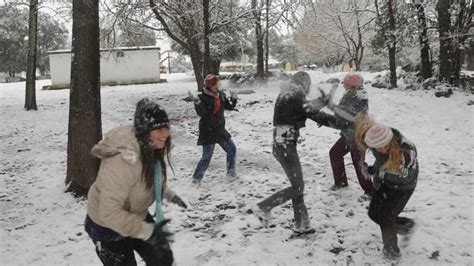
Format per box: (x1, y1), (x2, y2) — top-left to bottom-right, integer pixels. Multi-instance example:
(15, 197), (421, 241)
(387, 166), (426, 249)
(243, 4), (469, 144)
(48, 46), (161, 54)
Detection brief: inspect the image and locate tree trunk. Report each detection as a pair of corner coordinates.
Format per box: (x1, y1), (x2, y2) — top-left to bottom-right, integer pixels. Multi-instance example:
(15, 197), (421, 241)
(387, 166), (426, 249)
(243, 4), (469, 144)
(209, 58), (221, 75)
(149, 1), (204, 91)
(188, 38), (204, 91)
(437, 0), (451, 83)
(450, 2), (472, 85)
(66, 0), (102, 197)
(416, 4), (432, 79)
(355, 9), (364, 72)
(467, 39), (474, 70)
(264, 0), (269, 77)
(25, 0), (38, 111)
(202, 0), (210, 78)
(354, 57), (361, 71)
(253, 0), (264, 81)
(256, 26), (264, 81)
(387, 0), (397, 88)
(451, 44), (462, 86)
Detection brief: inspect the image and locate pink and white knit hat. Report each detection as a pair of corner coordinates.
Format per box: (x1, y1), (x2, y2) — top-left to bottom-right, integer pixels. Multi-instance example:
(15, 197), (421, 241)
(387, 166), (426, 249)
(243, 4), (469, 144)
(364, 124), (393, 148)
(343, 73), (363, 88)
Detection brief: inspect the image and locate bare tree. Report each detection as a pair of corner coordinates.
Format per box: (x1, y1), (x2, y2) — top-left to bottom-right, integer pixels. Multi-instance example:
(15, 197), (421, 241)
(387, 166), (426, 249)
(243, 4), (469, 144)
(148, 0), (253, 90)
(298, 0), (375, 71)
(374, 0), (397, 88)
(415, 2), (432, 79)
(65, 0), (102, 196)
(25, 0), (38, 111)
(450, 1), (473, 85)
(149, 0), (206, 89)
(437, 0), (473, 85)
(251, 0), (296, 79)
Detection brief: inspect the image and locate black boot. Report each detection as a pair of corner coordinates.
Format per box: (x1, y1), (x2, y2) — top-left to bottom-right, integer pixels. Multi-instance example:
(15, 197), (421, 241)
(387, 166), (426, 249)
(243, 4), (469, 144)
(383, 245), (401, 260)
(330, 183), (348, 191)
(396, 217), (415, 235)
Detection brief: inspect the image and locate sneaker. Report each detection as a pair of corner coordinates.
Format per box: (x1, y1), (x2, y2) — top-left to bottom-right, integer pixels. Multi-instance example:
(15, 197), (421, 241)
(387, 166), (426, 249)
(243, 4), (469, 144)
(293, 224), (316, 234)
(383, 245), (401, 260)
(358, 193), (372, 202)
(330, 183), (348, 191)
(226, 173), (239, 182)
(251, 204), (272, 228)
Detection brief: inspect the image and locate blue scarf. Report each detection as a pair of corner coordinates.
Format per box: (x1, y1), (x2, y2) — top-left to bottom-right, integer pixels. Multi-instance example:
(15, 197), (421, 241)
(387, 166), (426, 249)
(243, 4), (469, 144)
(153, 163), (170, 233)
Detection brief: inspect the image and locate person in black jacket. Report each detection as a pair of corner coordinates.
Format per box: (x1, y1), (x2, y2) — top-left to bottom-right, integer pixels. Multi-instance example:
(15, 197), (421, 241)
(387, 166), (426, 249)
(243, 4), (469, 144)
(356, 122), (418, 260)
(191, 74), (238, 183)
(252, 71), (329, 234)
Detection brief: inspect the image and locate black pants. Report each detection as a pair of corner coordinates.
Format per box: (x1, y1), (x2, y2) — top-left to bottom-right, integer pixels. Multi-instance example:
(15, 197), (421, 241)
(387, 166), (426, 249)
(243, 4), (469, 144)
(368, 185), (414, 249)
(258, 143), (309, 228)
(89, 214), (173, 266)
(92, 237), (173, 266)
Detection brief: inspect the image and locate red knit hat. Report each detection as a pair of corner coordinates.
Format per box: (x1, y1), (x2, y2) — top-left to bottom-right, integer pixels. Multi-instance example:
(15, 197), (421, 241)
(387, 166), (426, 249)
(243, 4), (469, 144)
(204, 74), (219, 88)
(364, 124), (393, 149)
(343, 73), (363, 88)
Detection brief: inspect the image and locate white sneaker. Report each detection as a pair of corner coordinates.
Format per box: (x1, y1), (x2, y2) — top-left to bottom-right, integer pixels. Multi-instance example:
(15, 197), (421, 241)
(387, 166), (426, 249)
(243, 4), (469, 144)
(251, 204), (272, 228)
(293, 224), (315, 234)
(226, 173), (239, 182)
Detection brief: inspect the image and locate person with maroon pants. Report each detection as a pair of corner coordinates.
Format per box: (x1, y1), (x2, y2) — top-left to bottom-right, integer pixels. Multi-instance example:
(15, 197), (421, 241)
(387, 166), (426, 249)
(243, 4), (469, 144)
(327, 73), (373, 195)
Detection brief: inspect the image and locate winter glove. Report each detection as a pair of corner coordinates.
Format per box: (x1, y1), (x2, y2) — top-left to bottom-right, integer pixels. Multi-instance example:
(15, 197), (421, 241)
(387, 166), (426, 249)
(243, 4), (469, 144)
(171, 195), (188, 209)
(303, 89), (327, 114)
(399, 165), (409, 178)
(327, 98), (336, 110)
(230, 91), (239, 101)
(308, 97), (328, 111)
(361, 163), (376, 181)
(187, 90), (199, 102)
(145, 219), (173, 246)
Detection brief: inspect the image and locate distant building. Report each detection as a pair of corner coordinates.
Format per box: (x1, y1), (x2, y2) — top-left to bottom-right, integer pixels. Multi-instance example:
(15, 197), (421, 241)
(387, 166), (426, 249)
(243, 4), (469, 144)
(220, 57), (284, 73)
(220, 62), (255, 73)
(46, 46), (161, 89)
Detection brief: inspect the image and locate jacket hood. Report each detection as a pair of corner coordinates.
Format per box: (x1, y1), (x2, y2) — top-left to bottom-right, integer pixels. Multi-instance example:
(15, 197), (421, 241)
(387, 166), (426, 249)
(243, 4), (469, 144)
(90, 125), (141, 164)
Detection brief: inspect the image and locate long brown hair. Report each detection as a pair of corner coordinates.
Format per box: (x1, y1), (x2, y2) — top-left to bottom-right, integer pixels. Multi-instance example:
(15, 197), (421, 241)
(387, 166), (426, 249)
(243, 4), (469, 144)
(382, 138), (404, 173)
(354, 115), (404, 173)
(354, 113), (374, 150)
(140, 136), (173, 191)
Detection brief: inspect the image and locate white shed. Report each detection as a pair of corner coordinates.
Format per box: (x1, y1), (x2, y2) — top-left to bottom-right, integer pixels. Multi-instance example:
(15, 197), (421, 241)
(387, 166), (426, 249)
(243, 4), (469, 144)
(47, 46), (161, 89)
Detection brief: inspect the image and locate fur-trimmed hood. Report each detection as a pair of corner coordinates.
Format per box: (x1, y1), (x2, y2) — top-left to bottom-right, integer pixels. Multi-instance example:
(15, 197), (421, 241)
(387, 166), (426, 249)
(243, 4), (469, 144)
(91, 125), (140, 164)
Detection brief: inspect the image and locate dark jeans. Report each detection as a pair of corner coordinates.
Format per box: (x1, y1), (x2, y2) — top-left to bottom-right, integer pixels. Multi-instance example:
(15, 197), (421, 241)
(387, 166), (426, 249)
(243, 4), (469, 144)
(258, 143), (309, 228)
(329, 136), (374, 194)
(368, 185), (414, 249)
(87, 214), (173, 266)
(92, 238), (173, 266)
(192, 137), (237, 180)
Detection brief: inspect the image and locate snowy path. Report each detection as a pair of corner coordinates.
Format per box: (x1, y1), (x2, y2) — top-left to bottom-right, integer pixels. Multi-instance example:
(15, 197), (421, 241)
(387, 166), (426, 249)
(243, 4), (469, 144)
(1, 72), (473, 265)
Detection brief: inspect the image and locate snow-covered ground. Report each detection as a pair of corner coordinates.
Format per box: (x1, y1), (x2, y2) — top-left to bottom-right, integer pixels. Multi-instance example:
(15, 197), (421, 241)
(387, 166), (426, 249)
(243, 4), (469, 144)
(1, 71), (473, 265)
